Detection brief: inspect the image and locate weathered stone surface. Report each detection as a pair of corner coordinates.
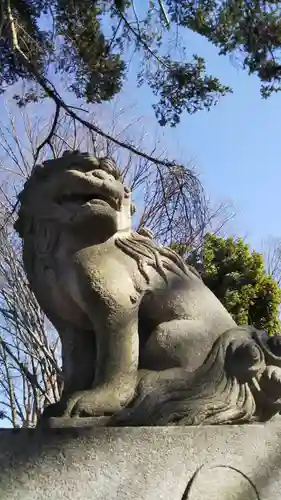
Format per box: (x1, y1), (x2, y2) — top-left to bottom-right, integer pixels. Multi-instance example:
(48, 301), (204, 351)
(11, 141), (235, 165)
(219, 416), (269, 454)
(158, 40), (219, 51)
(0, 424), (281, 499)
(13, 151), (281, 426)
(110, 328), (281, 426)
(15, 150), (238, 421)
(40, 416), (111, 429)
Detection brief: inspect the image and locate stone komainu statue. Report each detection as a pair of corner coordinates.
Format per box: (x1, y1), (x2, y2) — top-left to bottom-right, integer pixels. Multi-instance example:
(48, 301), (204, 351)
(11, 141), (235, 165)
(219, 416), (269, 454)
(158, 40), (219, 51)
(14, 151), (281, 424)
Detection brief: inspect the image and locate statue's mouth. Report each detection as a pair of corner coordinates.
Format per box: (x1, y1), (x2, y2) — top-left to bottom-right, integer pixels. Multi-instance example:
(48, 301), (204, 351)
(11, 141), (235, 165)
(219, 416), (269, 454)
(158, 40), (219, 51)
(58, 192), (120, 210)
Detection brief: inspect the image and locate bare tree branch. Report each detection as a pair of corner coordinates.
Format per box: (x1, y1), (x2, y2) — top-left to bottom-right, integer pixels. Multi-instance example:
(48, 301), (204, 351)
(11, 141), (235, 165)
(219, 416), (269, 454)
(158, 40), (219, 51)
(261, 237), (281, 286)
(33, 103), (61, 165)
(4, 0), (205, 235)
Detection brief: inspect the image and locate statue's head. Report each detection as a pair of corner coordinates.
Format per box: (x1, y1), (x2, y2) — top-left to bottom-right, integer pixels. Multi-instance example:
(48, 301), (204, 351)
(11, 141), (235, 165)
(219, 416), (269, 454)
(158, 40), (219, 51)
(14, 151), (133, 240)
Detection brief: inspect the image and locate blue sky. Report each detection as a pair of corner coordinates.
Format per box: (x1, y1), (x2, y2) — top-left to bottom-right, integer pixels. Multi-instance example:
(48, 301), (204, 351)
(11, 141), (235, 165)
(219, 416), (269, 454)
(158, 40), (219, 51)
(1, 19), (280, 255)
(115, 30), (281, 253)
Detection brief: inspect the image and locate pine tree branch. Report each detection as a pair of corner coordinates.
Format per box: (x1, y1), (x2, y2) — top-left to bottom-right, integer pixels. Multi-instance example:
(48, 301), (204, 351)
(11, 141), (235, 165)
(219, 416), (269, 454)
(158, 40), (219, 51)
(6, 0), (180, 170)
(5, 0), (205, 239)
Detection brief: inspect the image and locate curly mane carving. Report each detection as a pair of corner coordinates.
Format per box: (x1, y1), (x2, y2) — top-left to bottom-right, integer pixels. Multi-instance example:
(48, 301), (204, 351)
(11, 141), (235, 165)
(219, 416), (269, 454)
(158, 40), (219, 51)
(115, 232), (200, 284)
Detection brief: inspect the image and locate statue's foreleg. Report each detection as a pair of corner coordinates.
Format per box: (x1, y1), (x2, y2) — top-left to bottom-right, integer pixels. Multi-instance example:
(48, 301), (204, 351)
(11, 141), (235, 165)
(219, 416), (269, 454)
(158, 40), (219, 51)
(63, 295), (140, 417)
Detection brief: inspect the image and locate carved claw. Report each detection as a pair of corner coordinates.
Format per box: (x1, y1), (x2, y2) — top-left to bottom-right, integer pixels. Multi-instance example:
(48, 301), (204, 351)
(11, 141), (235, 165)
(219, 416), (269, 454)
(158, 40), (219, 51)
(70, 391), (123, 417)
(226, 339), (265, 382)
(62, 384), (134, 417)
(258, 365), (281, 403)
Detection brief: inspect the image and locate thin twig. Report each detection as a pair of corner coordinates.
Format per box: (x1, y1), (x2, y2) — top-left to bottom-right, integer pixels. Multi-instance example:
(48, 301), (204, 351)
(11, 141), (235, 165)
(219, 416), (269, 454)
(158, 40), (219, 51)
(33, 103), (61, 166)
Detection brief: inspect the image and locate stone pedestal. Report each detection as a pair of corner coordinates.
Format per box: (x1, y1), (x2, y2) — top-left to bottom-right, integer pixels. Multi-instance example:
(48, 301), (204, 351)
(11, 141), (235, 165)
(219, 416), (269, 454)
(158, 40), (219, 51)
(0, 423), (281, 499)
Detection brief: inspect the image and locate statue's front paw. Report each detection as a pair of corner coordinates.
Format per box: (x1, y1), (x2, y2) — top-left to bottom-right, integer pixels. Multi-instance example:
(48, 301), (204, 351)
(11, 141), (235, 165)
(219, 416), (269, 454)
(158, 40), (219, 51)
(60, 375), (137, 418)
(62, 387), (128, 417)
(70, 390), (123, 417)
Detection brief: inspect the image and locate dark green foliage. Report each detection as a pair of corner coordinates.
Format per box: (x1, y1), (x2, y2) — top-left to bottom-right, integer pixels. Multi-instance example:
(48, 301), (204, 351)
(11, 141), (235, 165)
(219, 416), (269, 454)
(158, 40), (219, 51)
(166, 1), (281, 98)
(2, 1), (281, 125)
(0, 0), (51, 89)
(55, 0), (125, 103)
(1, 0), (125, 105)
(149, 55), (231, 126)
(180, 233), (281, 335)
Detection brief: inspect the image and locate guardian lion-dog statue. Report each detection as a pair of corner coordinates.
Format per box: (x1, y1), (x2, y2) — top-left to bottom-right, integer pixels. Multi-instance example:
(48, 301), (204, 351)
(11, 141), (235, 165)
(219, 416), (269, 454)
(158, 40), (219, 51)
(16, 150), (276, 421)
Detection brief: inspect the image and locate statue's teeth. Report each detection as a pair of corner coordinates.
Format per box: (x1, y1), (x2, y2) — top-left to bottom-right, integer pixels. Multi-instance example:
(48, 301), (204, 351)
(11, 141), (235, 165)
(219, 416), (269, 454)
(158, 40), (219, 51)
(252, 377), (261, 392)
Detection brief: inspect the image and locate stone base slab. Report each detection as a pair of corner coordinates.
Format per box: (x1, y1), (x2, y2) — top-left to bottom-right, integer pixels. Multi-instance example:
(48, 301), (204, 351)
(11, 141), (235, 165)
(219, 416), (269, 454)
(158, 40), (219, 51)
(40, 416), (111, 428)
(1, 423), (281, 499)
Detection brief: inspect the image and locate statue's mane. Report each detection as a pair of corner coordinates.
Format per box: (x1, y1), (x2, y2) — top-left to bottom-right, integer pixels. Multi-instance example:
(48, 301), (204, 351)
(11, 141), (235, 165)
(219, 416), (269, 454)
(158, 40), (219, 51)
(17, 217), (200, 288)
(115, 232), (201, 283)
